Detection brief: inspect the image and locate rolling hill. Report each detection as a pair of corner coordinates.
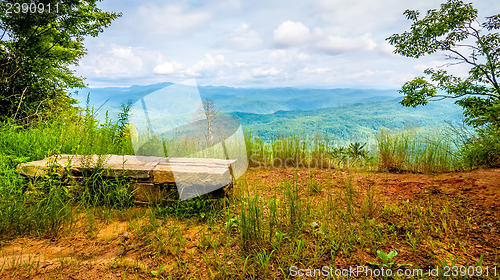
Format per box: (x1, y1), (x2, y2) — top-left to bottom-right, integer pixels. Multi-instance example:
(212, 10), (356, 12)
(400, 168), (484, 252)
(231, 98), (464, 143)
(75, 83), (465, 143)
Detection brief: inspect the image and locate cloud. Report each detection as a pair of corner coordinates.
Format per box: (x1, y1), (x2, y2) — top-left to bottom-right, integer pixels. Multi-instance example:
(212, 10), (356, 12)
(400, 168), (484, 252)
(379, 41), (397, 56)
(272, 21), (384, 56)
(297, 53), (311, 61)
(184, 54), (229, 77)
(79, 45), (161, 79)
(219, 24), (262, 49)
(414, 58), (471, 78)
(267, 49), (311, 63)
(77, 0), (490, 88)
(312, 0), (427, 35)
(414, 60), (446, 72)
(252, 67), (281, 77)
(350, 69), (394, 79)
(137, 3), (211, 37)
(154, 61), (183, 75)
(300, 67), (332, 74)
(315, 33), (378, 55)
(273, 21), (312, 47)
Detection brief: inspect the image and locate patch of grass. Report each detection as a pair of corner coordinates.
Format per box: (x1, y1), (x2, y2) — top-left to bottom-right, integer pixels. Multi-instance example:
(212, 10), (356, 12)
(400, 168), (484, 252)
(376, 128), (462, 173)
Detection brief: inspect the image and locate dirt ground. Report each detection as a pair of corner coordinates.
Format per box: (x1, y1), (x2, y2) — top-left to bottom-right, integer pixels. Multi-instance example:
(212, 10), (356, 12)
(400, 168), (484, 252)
(0, 168), (498, 279)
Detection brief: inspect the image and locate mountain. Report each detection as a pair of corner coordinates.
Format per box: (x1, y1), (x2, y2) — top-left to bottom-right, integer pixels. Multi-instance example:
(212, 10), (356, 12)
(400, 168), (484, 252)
(74, 83), (401, 120)
(74, 83), (464, 143)
(230, 97), (464, 144)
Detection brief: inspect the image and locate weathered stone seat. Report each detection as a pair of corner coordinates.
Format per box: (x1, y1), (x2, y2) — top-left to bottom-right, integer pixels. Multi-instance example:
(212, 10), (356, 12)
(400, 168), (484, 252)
(16, 154), (235, 203)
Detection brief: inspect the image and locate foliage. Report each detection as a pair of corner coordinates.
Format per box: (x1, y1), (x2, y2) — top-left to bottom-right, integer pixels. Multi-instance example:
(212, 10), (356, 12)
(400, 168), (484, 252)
(461, 126), (500, 168)
(387, 0), (500, 129)
(234, 98), (463, 144)
(368, 250), (398, 268)
(156, 198), (220, 220)
(0, 0), (121, 122)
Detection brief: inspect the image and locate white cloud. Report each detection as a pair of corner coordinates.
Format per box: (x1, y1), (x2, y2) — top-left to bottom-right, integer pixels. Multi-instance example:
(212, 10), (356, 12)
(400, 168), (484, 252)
(300, 67), (332, 74)
(297, 52), (311, 61)
(273, 21), (312, 47)
(267, 49), (311, 64)
(79, 45), (161, 79)
(379, 41), (397, 56)
(137, 3), (211, 37)
(414, 58), (471, 78)
(272, 20), (383, 56)
(220, 24), (262, 49)
(185, 54), (229, 77)
(351, 69), (394, 79)
(154, 61), (183, 75)
(269, 49), (288, 59)
(252, 67), (281, 77)
(414, 61), (445, 72)
(315, 33), (378, 55)
(312, 0), (433, 35)
(346, 69), (415, 88)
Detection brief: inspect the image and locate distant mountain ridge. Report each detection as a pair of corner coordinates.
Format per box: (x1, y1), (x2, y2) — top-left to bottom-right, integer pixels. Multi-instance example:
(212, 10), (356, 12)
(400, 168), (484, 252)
(75, 83), (401, 119)
(74, 83), (464, 143)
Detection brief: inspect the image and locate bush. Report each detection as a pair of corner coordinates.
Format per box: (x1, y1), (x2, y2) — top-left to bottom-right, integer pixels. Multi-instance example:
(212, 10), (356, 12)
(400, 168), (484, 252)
(461, 127), (500, 168)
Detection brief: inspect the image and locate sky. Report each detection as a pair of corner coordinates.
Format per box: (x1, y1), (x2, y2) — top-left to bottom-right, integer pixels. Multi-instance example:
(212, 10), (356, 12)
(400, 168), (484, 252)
(74, 0), (499, 89)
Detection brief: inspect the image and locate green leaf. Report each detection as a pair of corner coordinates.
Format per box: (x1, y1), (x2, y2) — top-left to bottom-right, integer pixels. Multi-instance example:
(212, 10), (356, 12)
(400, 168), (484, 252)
(377, 250), (389, 263)
(387, 250), (398, 260)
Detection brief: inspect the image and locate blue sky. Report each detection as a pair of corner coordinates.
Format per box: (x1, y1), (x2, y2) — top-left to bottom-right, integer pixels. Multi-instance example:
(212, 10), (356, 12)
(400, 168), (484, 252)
(74, 0), (498, 88)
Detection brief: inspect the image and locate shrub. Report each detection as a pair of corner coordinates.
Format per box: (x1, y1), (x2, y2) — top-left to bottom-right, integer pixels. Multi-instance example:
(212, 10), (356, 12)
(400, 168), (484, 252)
(461, 127), (500, 168)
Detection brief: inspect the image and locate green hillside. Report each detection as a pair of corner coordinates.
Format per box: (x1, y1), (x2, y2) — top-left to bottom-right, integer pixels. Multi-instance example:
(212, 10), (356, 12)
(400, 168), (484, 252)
(231, 98), (464, 143)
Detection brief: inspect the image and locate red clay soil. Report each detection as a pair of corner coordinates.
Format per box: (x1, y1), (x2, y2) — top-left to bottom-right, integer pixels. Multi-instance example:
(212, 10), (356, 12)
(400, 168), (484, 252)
(0, 168), (498, 279)
(246, 168), (500, 210)
(245, 167), (500, 268)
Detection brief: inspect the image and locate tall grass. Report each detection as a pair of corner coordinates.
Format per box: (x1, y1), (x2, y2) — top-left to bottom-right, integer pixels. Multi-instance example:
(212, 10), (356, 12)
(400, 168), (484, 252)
(245, 131), (365, 169)
(376, 128), (462, 173)
(0, 156), (73, 238)
(239, 177), (309, 254)
(0, 109), (134, 161)
(0, 105), (134, 238)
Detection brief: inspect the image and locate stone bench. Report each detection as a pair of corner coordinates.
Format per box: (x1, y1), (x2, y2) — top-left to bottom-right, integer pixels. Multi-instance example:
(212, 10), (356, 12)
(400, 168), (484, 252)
(17, 154), (235, 203)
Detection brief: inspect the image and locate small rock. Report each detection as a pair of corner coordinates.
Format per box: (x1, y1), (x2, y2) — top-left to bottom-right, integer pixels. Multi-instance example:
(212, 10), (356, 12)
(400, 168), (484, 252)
(123, 232), (130, 240)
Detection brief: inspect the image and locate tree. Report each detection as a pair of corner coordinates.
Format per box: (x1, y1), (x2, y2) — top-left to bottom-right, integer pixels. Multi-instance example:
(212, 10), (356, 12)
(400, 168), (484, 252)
(0, 0), (121, 122)
(387, 0), (499, 129)
(197, 99), (223, 148)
